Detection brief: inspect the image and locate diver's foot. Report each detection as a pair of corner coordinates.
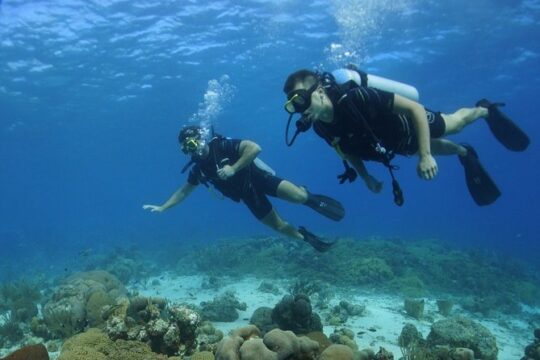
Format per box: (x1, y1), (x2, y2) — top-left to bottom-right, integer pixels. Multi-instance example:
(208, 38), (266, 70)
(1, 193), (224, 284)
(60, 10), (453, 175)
(458, 143), (477, 164)
(458, 143), (501, 206)
(475, 98), (530, 152)
(298, 226), (335, 252)
(475, 98), (505, 111)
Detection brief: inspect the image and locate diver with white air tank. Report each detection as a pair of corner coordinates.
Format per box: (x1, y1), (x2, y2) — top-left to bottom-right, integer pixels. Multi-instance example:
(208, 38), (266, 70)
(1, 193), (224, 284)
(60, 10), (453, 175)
(282, 64), (529, 206)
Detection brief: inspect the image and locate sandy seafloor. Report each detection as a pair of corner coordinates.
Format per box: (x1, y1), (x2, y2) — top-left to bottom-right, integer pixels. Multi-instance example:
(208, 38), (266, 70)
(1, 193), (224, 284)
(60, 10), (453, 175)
(131, 273), (535, 359)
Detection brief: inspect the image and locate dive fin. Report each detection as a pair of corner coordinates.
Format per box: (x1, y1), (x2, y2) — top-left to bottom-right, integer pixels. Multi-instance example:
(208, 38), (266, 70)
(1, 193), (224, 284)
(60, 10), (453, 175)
(476, 99), (530, 152)
(304, 192), (345, 221)
(298, 226), (335, 252)
(459, 144), (501, 206)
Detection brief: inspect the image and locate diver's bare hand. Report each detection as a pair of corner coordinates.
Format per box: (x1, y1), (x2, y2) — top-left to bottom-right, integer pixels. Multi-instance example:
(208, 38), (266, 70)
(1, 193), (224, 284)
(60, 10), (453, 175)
(417, 154), (438, 180)
(142, 204), (164, 212)
(217, 165), (235, 180)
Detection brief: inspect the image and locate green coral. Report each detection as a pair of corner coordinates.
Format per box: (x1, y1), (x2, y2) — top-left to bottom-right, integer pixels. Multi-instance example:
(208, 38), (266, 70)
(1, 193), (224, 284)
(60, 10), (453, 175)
(0, 280), (41, 322)
(347, 257), (394, 284)
(391, 274), (426, 298)
(171, 236), (540, 313)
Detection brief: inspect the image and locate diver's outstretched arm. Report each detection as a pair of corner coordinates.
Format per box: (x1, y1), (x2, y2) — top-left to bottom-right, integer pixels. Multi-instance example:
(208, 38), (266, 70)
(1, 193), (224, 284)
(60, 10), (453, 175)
(143, 183), (197, 212)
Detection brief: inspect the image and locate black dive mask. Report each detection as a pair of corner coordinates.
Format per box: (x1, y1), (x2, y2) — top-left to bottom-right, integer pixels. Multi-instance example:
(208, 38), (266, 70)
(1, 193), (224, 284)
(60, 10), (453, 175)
(284, 83), (318, 114)
(284, 83), (318, 147)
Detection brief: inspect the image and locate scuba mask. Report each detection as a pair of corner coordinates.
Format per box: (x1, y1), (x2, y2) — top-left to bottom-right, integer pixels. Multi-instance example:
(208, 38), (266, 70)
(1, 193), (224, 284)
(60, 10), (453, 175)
(284, 83), (319, 114)
(181, 136), (207, 156)
(283, 83), (319, 147)
(179, 125), (211, 156)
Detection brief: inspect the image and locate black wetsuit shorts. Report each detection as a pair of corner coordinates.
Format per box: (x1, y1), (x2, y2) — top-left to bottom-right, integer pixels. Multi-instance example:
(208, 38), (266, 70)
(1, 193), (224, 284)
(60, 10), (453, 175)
(398, 109), (446, 155)
(242, 169), (284, 220)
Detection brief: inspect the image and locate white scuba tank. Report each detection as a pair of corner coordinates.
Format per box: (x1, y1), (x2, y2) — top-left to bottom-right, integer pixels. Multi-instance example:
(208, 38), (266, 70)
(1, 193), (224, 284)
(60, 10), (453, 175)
(331, 68), (419, 102)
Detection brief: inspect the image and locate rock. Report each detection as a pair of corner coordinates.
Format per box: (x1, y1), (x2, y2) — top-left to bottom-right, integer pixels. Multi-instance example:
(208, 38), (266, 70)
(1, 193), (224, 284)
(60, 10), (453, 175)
(2, 344), (49, 360)
(319, 344), (354, 360)
(427, 316), (498, 360)
(404, 298), (424, 319)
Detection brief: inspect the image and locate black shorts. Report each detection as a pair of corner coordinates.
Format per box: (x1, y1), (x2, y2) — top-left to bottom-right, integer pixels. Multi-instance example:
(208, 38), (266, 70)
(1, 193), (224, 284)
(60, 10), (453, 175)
(426, 109), (446, 138)
(241, 169), (284, 220)
(398, 109), (446, 155)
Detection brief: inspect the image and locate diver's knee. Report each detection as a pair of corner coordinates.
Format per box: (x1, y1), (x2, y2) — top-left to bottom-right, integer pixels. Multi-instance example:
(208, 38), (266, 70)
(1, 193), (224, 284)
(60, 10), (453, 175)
(295, 188), (309, 203)
(278, 181), (308, 203)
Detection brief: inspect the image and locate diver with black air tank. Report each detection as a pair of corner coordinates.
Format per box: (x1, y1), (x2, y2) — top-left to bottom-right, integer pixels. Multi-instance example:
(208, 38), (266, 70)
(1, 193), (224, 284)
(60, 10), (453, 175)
(282, 65), (530, 206)
(143, 125), (344, 252)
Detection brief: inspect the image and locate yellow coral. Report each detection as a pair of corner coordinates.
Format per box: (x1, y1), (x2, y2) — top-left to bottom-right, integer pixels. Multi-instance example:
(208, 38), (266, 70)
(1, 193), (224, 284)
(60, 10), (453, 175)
(57, 328), (169, 360)
(58, 328), (111, 360)
(190, 350), (215, 360)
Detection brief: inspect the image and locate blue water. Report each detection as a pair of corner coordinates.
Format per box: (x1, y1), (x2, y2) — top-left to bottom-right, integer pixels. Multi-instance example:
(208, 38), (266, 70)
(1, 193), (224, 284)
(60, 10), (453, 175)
(0, 0), (539, 279)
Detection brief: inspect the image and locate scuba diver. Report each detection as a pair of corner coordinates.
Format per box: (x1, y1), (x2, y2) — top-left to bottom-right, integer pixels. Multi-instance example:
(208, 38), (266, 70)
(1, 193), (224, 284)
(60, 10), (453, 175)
(282, 66), (530, 206)
(143, 125), (344, 252)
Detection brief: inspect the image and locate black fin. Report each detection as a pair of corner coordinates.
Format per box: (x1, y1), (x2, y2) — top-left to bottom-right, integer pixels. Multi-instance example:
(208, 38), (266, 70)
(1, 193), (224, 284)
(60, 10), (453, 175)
(476, 99), (530, 152)
(298, 226), (335, 252)
(304, 193), (345, 221)
(459, 144), (501, 206)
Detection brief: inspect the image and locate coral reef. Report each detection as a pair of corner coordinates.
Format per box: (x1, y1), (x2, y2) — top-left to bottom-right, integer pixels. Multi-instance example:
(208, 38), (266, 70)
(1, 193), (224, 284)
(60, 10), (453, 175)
(271, 294), (322, 334)
(196, 321), (224, 353)
(201, 276), (224, 291)
(328, 328), (358, 352)
(85, 246), (157, 284)
(213, 325), (322, 360)
(105, 296), (201, 356)
(239, 338), (278, 360)
(258, 281), (280, 295)
(318, 344), (354, 360)
(373, 347), (393, 359)
(265, 328), (319, 358)
(200, 291), (247, 322)
(404, 298), (424, 319)
(249, 307), (276, 334)
(173, 237), (540, 314)
(37, 270), (128, 339)
(398, 323), (424, 349)
(521, 328), (540, 360)
(427, 316), (497, 360)
(398, 322), (480, 359)
(191, 350), (216, 360)
(436, 299), (454, 317)
(289, 280), (334, 310)
(0, 313), (24, 346)
(0, 281), (40, 323)
(57, 328), (171, 360)
(325, 300), (365, 326)
(305, 331), (332, 352)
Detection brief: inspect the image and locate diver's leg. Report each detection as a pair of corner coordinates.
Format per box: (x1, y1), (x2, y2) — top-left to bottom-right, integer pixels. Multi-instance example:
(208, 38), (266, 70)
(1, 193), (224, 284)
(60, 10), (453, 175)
(442, 107), (488, 135)
(431, 139), (467, 156)
(259, 208), (303, 240)
(275, 180), (308, 204)
(275, 179), (345, 221)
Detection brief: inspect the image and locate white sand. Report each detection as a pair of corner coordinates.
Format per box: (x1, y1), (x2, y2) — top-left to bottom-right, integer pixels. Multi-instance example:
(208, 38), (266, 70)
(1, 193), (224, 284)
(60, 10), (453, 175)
(133, 273), (534, 359)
